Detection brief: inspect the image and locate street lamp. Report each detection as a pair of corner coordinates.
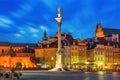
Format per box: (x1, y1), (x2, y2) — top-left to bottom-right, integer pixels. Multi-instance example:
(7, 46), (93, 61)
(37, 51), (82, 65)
(51, 57), (54, 61)
(99, 62), (104, 65)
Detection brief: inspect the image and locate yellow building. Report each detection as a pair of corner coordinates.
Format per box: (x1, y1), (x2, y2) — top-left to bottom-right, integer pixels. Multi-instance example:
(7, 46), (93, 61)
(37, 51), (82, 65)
(86, 49), (95, 71)
(104, 45), (114, 70)
(70, 39), (87, 69)
(35, 31), (75, 68)
(113, 47), (120, 71)
(94, 44), (114, 70)
(94, 23), (120, 70)
(63, 46), (71, 67)
(35, 47), (57, 68)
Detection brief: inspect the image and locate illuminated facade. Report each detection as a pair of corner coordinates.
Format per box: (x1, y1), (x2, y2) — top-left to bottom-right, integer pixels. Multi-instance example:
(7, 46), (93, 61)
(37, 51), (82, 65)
(96, 24), (105, 38)
(94, 45), (105, 70)
(104, 45), (114, 70)
(63, 46), (71, 67)
(0, 42), (37, 69)
(0, 23), (119, 71)
(86, 49), (95, 71)
(93, 23), (120, 70)
(113, 47), (120, 70)
(35, 47), (57, 68)
(0, 56), (36, 69)
(94, 44), (114, 70)
(35, 30), (75, 68)
(85, 24), (120, 71)
(70, 39), (87, 69)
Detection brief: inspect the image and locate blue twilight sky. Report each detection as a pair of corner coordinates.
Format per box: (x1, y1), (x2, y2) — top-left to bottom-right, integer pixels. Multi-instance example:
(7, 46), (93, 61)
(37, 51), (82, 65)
(0, 0), (120, 43)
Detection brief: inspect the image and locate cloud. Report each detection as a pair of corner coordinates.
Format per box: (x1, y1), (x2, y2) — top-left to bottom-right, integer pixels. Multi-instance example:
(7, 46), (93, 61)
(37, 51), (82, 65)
(14, 33), (22, 37)
(41, 0), (74, 9)
(40, 0), (55, 10)
(32, 34), (39, 38)
(11, 1), (35, 18)
(0, 18), (12, 24)
(29, 27), (39, 33)
(40, 25), (49, 31)
(0, 16), (13, 28)
(40, 0), (74, 11)
(19, 30), (26, 34)
(16, 24), (43, 39)
(0, 22), (9, 28)
(62, 10), (96, 39)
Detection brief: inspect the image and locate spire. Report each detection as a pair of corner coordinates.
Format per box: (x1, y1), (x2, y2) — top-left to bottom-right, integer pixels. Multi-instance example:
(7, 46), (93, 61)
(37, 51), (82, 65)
(44, 30), (47, 38)
(42, 30), (48, 40)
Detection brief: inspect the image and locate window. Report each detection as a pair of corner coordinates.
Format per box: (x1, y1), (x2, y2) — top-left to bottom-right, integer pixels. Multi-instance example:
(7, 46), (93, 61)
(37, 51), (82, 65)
(1, 49), (4, 53)
(75, 48), (77, 50)
(79, 48), (84, 51)
(72, 47), (74, 50)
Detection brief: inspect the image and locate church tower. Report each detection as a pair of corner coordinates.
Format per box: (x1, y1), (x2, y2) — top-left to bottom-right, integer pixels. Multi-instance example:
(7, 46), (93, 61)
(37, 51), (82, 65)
(42, 30), (48, 44)
(95, 23), (105, 38)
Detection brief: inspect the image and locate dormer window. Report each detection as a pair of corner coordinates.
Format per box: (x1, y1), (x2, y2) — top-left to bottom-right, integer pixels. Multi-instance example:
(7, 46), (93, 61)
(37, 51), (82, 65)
(73, 42), (75, 45)
(107, 42), (110, 46)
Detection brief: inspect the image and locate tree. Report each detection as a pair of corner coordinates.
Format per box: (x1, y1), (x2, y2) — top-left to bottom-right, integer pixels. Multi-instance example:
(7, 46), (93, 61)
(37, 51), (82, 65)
(15, 62), (22, 70)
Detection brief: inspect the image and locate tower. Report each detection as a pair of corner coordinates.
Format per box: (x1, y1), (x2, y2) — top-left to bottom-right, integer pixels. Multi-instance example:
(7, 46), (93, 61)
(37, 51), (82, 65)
(95, 23), (105, 38)
(42, 30), (48, 45)
(42, 30), (48, 40)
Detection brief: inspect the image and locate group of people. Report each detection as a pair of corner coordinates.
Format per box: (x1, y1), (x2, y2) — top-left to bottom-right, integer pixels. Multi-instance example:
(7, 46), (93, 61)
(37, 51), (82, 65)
(0, 69), (21, 80)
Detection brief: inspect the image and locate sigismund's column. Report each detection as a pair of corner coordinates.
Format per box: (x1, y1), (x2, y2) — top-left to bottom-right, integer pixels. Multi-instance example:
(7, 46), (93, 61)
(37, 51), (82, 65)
(55, 7), (63, 69)
(49, 7), (64, 71)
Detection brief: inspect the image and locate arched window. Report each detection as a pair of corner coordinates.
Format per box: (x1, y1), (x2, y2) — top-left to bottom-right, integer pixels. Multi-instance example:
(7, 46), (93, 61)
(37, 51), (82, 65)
(2, 49), (4, 53)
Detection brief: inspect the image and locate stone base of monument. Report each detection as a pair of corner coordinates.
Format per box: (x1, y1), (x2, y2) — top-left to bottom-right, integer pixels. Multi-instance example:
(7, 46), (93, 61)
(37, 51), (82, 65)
(49, 68), (65, 71)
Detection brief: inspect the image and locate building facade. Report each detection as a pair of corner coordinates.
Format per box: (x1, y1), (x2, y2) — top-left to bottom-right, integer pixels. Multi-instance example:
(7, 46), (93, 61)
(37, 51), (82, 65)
(35, 47), (57, 68)
(70, 39), (87, 69)
(0, 42), (37, 69)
